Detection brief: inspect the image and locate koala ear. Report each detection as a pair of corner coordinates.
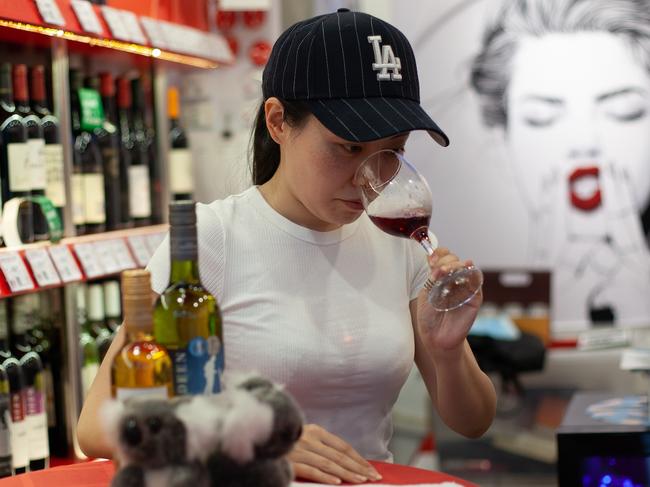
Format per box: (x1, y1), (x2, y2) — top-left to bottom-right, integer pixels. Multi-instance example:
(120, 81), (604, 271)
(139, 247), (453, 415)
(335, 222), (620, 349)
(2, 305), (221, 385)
(220, 390), (274, 464)
(222, 370), (262, 390)
(100, 399), (125, 451)
(175, 396), (225, 463)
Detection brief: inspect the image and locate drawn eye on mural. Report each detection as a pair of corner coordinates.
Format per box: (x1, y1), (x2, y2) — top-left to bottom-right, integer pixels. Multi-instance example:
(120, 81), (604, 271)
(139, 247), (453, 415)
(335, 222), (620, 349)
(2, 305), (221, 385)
(403, 0), (650, 332)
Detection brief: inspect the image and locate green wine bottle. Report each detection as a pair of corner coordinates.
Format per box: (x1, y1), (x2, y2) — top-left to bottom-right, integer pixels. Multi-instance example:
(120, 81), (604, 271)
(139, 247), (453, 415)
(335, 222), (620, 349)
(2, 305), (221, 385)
(153, 201), (223, 396)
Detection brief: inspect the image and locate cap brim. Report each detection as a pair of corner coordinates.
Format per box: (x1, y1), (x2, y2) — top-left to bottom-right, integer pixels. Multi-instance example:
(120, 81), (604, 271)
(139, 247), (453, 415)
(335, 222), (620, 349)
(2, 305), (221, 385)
(305, 97), (449, 147)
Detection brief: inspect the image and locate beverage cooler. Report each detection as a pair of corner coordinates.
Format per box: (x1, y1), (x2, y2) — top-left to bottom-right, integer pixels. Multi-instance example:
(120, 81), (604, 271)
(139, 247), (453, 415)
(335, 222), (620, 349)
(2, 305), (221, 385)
(0, 0), (234, 474)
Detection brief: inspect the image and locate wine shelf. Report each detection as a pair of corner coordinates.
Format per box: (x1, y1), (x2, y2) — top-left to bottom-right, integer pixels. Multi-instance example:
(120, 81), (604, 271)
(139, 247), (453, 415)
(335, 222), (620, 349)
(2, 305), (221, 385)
(0, 224), (166, 298)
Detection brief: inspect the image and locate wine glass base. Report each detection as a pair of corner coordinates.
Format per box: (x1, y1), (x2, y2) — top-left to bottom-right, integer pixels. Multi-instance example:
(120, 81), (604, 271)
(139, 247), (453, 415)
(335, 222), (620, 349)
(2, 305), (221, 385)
(428, 266), (483, 312)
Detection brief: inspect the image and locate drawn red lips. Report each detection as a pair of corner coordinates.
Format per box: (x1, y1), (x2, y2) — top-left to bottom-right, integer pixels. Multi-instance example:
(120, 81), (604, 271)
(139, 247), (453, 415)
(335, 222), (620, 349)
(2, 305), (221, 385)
(569, 166), (602, 211)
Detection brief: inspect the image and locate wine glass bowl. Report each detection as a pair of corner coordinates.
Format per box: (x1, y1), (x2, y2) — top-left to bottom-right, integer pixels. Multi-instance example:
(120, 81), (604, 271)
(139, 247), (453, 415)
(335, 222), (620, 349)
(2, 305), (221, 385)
(355, 150), (483, 311)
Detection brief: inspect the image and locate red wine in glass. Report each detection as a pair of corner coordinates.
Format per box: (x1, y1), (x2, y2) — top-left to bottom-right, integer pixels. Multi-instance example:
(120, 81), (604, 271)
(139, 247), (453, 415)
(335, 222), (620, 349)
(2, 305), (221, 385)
(369, 211), (431, 241)
(357, 149), (483, 311)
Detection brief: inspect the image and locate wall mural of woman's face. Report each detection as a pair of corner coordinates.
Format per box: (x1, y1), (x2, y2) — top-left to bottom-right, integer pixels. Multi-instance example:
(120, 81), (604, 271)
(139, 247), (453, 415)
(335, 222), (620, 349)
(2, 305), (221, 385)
(506, 31), (650, 217)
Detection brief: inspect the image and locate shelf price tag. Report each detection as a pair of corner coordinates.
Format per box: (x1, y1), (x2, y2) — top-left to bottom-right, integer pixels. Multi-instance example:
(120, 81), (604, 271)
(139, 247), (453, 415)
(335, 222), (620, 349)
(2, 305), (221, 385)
(93, 241), (121, 275)
(71, 0), (103, 35)
(48, 245), (83, 283)
(110, 239), (136, 270)
(0, 252), (35, 293)
(35, 0), (66, 27)
(73, 242), (105, 279)
(101, 6), (131, 42)
(145, 233), (165, 254)
(120, 10), (147, 45)
(140, 17), (168, 48)
(127, 235), (151, 267)
(24, 248), (61, 287)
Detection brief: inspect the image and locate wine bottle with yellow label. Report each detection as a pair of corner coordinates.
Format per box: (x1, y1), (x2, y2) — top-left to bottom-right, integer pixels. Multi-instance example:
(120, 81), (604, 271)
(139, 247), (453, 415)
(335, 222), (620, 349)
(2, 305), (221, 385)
(153, 201), (224, 396)
(112, 270), (173, 400)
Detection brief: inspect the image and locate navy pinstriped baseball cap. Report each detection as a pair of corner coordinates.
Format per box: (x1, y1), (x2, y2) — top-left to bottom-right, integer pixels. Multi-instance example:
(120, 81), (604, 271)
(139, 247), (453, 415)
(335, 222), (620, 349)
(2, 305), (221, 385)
(262, 8), (449, 146)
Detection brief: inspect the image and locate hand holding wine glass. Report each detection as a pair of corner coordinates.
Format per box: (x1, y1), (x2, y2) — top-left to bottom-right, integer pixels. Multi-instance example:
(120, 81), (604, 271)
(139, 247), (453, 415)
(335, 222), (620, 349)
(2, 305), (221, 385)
(355, 150), (483, 312)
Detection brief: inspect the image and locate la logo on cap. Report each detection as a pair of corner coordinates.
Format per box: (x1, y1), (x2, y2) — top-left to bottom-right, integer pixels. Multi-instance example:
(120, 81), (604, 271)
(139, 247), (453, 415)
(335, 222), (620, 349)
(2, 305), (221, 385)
(367, 35), (402, 81)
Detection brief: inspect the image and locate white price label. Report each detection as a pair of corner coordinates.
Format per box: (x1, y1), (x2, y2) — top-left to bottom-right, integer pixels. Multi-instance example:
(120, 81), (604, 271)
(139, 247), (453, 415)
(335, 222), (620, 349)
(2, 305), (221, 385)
(140, 17), (168, 48)
(71, 0), (103, 34)
(48, 246), (83, 283)
(35, 0), (66, 26)
(110, 239), (136, 270)
(24, 248), (61, 287)
(127, 235), (152, 267)
(145, 233), (165, 254)
(92, 241), (121, 275)
(0, 253), (35, 293)
(120, 11), (147, 44)
(100, 6), (130, 41)
(73, 243), (105, 279)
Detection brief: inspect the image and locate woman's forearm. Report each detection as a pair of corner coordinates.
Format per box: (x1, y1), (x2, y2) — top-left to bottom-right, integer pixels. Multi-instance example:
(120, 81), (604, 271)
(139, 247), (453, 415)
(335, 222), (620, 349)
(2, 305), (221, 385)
(429, 341), (496, 438)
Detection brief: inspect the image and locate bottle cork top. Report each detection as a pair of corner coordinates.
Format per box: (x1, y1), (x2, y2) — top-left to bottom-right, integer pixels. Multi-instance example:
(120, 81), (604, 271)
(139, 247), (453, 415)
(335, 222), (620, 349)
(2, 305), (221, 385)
(169, 200), (196, 226)
(121, 270), (153, 333)
(168, 86), (180, 119)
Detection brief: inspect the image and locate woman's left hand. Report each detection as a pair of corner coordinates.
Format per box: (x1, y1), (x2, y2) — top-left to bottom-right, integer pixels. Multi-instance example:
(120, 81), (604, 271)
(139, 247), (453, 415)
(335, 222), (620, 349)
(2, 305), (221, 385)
(416, 248), (482, 354)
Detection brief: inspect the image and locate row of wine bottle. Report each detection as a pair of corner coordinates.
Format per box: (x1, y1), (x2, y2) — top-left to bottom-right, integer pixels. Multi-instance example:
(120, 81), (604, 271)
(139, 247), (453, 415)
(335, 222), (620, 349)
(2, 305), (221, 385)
(0, 60), (194, 244)
(111, 201), (224, 400)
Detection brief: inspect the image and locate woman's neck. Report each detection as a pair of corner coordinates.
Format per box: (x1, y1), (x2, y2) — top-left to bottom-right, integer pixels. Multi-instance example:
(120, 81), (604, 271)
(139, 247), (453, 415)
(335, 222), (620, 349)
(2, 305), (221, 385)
(259, 173), (340, 232)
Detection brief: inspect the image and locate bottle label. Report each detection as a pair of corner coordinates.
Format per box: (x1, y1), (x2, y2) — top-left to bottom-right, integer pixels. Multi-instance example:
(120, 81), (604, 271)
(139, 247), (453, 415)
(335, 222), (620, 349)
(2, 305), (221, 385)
(115, 386), (169, 401)
(78, 88), (104, 131)
(81, 363), (99, 399)
(9, 392), (28, 469)
(28, 139), (47, 191)
(44, 144), (66, 207)
(8, 143), (30, 192)
(82, 173), (106, 224)
(24, 385), (48, 460)
(169, 149), (194, 194)
(128, 165), (152, 218)
(71, 174), (85, 225)
(0, 392), (12, 465)
(169, 335), (224, 396)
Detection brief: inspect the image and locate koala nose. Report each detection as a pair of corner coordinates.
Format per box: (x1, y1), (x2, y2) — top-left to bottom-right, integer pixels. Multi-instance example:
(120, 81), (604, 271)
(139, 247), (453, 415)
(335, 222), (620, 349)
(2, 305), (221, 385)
(147, 416), (162, 435)
(123, 417), (143, 447)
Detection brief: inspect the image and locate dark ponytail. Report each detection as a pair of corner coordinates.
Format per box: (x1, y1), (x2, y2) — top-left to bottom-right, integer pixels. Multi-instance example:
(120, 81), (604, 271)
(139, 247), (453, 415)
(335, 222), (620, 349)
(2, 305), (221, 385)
(250, 98), (311, 185)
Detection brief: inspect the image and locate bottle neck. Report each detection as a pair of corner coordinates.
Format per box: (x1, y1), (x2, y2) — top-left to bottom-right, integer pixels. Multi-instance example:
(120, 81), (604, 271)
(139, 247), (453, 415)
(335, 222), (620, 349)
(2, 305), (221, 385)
(169, 224), (199, 283)
(0, 68), (14, 109)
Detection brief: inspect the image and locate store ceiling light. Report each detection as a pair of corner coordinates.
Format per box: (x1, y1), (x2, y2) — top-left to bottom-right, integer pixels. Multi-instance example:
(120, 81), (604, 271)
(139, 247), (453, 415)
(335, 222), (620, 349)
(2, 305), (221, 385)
(0, 19), (219, 69)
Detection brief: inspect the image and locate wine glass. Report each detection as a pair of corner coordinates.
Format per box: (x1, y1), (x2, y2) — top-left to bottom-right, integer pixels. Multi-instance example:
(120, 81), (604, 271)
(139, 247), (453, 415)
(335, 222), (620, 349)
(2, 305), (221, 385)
(355, 149), (483, 311)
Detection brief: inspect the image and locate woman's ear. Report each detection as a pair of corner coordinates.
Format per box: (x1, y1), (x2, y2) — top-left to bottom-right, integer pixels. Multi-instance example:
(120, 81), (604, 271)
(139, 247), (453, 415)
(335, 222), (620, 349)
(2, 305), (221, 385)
(265, 97), (288, 145)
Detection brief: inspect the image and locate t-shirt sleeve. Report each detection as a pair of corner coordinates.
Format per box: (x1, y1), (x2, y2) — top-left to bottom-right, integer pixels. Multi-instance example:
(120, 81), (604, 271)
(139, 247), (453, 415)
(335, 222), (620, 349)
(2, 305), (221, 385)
(406, 239), (429, 301)
(146, 233), (171, 295)
(145, 202), (227, 299)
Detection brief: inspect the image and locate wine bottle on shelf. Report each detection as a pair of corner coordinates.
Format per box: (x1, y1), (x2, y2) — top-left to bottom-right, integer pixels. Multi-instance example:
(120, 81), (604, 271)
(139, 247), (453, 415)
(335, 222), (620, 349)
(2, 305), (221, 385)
(0, 301), (28, 475)
(30, 65), (65, 230)
(10, 295), (49, 471)
(13, 64), (47, 242)
(0, 365), (12, 478)
(0, 62), (33, 245)
(100, 72), (131, 229)
(87, 283), (112, 363)
(70, 69), (106, 235)
(103, 280), (122, 333)
(167, 87), (194, 201)
(153, 202), (224, 396)
(77, 284), (99, 399)
(112, 269), (173, 400)
(34, 290), (68, 459)
(85, 75), (122, 231)
(117, 77), (151, 227)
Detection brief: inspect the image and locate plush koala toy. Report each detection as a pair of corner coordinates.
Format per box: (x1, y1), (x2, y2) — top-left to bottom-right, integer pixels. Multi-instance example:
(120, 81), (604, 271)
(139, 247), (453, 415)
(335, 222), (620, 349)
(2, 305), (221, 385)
(102, 374), (304, 487)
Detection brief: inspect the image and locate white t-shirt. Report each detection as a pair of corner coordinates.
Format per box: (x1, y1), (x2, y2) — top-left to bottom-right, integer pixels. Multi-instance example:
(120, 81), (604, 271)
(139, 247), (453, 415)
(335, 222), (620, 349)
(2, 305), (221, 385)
(147, 186), (429, 461)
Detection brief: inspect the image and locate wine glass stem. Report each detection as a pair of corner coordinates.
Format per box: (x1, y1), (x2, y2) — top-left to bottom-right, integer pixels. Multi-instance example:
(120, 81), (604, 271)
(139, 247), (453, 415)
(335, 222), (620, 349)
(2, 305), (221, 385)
(418, 235), (436, 257)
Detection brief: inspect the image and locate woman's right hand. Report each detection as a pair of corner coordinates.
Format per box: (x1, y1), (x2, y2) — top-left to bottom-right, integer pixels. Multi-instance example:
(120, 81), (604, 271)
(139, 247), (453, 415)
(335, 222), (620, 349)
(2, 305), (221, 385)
(288, 424), (382, 484)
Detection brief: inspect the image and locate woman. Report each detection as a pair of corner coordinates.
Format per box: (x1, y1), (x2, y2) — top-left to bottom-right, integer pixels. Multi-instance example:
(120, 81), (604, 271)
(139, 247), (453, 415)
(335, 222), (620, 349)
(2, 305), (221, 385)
(471, 0), (650, 327)
(78, 8), (496, 484)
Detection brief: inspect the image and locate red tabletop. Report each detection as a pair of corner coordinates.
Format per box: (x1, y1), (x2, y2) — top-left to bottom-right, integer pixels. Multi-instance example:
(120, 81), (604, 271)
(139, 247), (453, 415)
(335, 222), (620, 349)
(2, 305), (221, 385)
(0, 460), (477, 486)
